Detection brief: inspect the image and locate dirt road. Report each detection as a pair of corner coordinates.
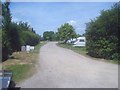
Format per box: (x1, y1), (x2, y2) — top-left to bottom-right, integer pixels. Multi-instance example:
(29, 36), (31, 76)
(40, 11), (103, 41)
(19, 42), (118, 88)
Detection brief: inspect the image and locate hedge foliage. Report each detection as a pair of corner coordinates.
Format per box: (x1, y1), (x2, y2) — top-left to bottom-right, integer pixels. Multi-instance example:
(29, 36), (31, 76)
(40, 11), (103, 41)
(2, 2), (40, 61)
(86, 2), (120, 60)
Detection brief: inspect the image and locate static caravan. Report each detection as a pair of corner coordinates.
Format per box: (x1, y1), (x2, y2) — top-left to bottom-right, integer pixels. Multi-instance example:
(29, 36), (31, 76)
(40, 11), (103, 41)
(73, 37), (86, 47)
(67, 38), (77, 44)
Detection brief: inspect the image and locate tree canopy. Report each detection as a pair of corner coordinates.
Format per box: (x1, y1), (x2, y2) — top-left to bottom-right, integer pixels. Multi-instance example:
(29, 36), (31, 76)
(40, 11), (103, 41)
(57, 23), (76, 43)
(85, 2), (119, 60)
(2, 1), (40, 61)
(43, 31), (54, 41)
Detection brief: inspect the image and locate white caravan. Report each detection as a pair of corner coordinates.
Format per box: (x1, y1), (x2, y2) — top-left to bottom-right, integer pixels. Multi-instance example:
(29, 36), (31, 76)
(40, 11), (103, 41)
(73, 37), (86, 47)
(67, 38), (77, 44)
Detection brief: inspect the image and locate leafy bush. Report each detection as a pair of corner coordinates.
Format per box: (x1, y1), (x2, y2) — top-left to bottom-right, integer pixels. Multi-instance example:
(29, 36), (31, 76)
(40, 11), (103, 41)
(86, 2), (119, 61)
(2, 2), (40, 61)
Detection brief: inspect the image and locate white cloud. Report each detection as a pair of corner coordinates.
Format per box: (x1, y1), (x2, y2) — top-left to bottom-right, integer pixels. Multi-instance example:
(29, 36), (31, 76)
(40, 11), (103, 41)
(66, 20), (85, 35)
(76, 27), (85, 35)
(25, 20), (31, 25)
(67, 20), (77, 26)
(12, 18), (19, 22)
(76, 27), (86, 30)
(12, 18), (32, 26)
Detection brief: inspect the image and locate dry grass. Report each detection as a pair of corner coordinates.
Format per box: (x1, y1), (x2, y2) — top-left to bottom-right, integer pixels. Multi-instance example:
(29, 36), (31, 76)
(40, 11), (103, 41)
(3, 52), (38, 66)
(2, 42), (46, 83)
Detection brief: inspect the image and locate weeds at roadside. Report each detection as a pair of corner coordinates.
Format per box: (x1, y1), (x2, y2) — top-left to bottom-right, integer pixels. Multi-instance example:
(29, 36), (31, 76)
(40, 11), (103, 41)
(2, 42), (47, 83)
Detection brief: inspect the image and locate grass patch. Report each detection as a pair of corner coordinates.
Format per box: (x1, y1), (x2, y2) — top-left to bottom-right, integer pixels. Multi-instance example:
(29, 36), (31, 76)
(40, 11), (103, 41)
(57, 43), (87, 55)
(3, 41), (47, 83)
(3, 64), (31, 82)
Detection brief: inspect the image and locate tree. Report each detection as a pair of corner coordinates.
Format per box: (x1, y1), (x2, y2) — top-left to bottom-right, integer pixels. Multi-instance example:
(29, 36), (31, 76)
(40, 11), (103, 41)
(2, 1), (12, 61)
(18, 21), (40, 46)
(20, 30), (40, 46)
(53, 32), (60, 41)
(10, 22), (21, 51)
(0, 1), (2, 28)
(85, 2), (119, 60)
(57, 23), (76, 43)
(0, 28), (1, 58)
(2, 1), (40, 61)
(43, 31), (54, 41)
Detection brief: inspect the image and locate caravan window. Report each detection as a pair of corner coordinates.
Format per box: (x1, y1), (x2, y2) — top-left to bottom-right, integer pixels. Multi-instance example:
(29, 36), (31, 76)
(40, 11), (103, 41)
(79, 39), (85, 42)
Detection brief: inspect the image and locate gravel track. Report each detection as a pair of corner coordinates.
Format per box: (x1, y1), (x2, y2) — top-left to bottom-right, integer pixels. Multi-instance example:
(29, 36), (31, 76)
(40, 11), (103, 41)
(19, 42), (118, 88)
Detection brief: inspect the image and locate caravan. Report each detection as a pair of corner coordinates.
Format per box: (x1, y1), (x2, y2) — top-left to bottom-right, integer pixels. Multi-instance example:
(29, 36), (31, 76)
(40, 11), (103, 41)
(67, 38), (77, 44)
(73, 37), (86, 47)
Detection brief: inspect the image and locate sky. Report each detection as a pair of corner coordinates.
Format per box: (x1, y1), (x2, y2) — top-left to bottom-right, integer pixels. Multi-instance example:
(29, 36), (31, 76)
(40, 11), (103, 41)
(9, 2), (115, 36)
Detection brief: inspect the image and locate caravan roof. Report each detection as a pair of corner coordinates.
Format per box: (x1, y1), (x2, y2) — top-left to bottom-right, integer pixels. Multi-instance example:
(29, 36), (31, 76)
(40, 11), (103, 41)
(77, 37), (85, 40)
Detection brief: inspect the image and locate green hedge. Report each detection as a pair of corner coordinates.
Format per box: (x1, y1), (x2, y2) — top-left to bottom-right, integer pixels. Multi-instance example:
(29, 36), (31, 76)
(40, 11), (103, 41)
(86, 2), (119, 61)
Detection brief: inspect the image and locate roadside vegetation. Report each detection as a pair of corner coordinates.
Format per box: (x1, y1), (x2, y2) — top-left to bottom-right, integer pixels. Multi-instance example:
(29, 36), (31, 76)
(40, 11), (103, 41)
(57, 43), (86, 55)
(1, 1), (119, 84)
(42, 23), (81, 42)
(2, 2), (40, 61)
(1, 2), (45, 83)
(85, 2), (119, 63)
(57, 43), (119, 64)
(3, 42), (46, 83)
(55, 2), (120, 64)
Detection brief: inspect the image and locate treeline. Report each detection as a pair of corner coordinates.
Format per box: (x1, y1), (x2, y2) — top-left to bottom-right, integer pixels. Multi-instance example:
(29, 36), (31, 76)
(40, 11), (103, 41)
(2, 2), (40, 61)
(43, 31), (58, 41)
(43, 23), (80, 42)
(85, 2), (119, 60)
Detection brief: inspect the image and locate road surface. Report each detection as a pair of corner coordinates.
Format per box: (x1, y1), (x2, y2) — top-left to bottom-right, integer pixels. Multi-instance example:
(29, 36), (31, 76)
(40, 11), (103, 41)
(19, 42), (118, 88)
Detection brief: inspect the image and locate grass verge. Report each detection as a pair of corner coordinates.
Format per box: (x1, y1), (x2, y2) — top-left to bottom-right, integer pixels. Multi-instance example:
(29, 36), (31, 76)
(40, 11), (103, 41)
(57, 43), (119, 64)
(4, 64), (31, 82)
(57, 43), (87, 55)
(3, 41), (47, 83)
